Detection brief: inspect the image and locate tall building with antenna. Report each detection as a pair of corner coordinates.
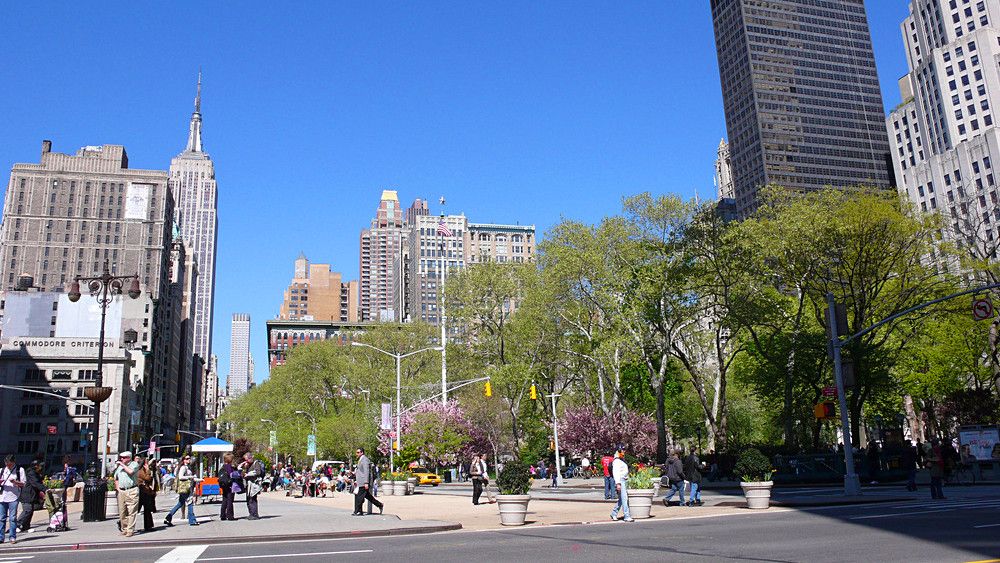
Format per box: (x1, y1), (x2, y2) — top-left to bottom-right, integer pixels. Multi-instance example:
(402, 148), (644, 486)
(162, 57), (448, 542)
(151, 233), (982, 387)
(710, 0), (893, 217)
(169, 73), (219, 418)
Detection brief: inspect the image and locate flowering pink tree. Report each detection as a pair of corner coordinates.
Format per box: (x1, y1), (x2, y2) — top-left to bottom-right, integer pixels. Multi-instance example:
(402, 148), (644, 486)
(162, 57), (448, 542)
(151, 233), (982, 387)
(557, 407), (657, 460)
(377, 400), (490, 466)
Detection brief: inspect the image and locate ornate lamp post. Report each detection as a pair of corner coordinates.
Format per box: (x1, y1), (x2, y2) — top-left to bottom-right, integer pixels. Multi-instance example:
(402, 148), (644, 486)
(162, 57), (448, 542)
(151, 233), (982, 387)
(69, 260), (140, 520)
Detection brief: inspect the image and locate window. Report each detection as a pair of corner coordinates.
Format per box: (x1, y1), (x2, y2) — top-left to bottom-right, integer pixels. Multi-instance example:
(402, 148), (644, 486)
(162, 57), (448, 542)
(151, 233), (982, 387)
(51, 370), (71, 380)
(24, 369), (44, 382)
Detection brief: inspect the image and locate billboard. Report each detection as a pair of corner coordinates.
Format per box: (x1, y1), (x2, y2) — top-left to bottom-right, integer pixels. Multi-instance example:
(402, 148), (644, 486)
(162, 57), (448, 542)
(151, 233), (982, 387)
(124, 183), (150, 220)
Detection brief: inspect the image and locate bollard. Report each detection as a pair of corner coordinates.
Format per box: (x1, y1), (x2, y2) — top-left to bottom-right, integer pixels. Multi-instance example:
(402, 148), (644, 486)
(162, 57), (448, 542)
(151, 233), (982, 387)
(81, 461), (108, 522)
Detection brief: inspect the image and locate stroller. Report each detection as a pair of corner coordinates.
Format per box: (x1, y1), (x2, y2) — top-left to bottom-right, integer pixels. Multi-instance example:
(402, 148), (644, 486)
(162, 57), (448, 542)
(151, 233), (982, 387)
(44, 489), (68, 532)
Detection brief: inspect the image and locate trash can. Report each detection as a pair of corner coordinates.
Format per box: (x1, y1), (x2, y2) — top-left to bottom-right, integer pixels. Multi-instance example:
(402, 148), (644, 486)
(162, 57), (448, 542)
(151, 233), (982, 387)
(82, 462), (107, 522)
(444, 469), (452, 483)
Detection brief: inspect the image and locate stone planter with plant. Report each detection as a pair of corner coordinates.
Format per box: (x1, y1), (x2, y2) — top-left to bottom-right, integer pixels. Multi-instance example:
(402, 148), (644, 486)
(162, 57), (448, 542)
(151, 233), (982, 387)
(496, 460), (532, 526)
(626, 466), (660, 519)
(735, 448), (775, 509)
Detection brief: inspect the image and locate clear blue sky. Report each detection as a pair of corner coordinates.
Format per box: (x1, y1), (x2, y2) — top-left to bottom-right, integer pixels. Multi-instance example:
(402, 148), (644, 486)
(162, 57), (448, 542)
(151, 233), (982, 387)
(0, 2), (912, 387)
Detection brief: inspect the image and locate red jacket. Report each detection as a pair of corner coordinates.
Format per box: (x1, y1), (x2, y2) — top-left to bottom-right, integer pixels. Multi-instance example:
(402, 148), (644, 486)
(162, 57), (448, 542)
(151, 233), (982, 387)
(601, 455), (614, 477)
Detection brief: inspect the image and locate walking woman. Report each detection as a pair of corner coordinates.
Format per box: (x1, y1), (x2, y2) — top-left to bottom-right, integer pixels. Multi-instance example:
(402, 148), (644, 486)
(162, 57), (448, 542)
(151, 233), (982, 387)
(164, 455), (200, 526)
(220, 453), (236, 521)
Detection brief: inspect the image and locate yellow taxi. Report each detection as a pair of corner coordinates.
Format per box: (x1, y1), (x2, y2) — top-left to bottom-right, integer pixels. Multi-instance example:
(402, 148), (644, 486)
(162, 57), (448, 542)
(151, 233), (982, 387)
(410, 466), (442, 486)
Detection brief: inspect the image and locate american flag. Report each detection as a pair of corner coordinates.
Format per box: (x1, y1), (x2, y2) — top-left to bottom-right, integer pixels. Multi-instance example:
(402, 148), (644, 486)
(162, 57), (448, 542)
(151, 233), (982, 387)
(437, 219), (453, 237)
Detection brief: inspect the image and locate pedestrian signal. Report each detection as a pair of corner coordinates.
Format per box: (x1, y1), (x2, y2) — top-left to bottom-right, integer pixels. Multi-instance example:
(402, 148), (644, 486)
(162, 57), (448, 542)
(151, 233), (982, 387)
(485, 381), (493, 397)
(529, 384), (537, 400)
(814, 402), (836, 420)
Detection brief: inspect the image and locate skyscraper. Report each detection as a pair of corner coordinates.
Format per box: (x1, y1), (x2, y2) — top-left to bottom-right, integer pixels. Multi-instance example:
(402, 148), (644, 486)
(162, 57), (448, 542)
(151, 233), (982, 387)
(888, 0), (1000, 269)
(359, 190), (407, 322)
(711, 0), (893, 217)
(227, 313), (251, 397)
(169, 73), (219, 373)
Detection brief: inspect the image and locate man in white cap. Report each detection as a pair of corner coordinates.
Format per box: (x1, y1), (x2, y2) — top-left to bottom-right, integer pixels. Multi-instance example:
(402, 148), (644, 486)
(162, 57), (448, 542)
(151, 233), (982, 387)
(113, 451), (140, 536)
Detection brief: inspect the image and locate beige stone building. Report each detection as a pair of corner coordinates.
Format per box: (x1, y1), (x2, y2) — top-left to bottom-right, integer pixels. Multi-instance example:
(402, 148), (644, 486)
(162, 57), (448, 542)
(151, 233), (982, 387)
(279, 253), (358, 322)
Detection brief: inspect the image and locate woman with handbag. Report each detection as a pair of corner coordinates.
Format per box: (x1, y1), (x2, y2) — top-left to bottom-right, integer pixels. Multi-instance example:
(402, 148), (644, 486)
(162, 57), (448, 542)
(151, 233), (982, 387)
(164, 456), (200, 526)
(239, 453), (263, 520)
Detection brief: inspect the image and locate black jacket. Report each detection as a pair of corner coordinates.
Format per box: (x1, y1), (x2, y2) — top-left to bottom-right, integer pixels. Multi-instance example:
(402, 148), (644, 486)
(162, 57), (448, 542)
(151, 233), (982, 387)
(664, 457), (685, 484)
(683, 454), (702, 484)
(18, 466), (45, 503)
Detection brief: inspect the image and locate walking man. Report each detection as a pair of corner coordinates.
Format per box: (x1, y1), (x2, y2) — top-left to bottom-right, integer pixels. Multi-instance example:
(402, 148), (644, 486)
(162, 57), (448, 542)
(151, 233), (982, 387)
(601, 452), (614, 499)
(352, 448), (383, 516)
(113, 451), (140, 537)
(609, 447), (633, 522)
(662, 449), (686, 507)
(0, 455), (25, 544)
(470, 454), (488, 505)
(135, 453), (155, 532)
(683, 447), (703, 506)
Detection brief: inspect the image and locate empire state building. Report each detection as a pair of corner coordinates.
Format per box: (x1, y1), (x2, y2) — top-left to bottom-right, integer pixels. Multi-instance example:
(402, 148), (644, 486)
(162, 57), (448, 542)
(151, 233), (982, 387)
(169, 73), (219, 392)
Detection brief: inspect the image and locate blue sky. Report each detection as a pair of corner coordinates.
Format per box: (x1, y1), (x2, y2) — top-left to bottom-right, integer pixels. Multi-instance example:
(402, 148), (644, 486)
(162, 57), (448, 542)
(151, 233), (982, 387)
(0, 2), (912, 386)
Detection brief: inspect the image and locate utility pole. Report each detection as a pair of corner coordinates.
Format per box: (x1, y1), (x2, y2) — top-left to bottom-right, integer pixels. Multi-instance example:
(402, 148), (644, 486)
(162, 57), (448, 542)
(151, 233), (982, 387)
(546, 393), (564, 487)
(439, 196), (448, 405)
(826, 292), (861, 496)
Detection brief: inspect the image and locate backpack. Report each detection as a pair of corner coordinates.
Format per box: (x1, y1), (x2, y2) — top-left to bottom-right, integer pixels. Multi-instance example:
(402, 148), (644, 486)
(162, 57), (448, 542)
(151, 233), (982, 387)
(218, 470), (232, 487)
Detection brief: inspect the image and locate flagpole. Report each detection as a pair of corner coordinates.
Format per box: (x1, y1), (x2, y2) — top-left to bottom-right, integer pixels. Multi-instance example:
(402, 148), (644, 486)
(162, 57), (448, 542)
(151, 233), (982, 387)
(439, 204), (448, 406)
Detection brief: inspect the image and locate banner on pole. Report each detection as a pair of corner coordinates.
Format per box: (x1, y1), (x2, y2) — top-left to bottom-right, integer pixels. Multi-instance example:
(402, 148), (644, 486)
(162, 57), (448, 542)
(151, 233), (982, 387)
(269, 430), (277, 447)
(307, 434), (316, 456)
(381, 403), (392, 430)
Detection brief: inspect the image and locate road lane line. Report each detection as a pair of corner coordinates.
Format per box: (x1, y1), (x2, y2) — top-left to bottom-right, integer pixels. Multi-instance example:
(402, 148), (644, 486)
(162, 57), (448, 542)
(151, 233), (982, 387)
(849, 508), (954, 520)
(973, 523), (1000, 528)
(198, 549), (373, 561)
(155, 545), (209, 563)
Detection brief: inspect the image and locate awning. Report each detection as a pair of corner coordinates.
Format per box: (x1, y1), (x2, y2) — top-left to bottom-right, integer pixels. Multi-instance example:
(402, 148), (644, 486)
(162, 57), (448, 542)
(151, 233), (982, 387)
(191, 437), (234, 453)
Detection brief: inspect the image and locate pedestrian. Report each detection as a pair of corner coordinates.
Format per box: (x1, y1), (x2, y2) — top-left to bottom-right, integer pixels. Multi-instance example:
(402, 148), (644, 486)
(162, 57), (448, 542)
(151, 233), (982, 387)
(0, 455), (25, 544)
(135, 453), (155, 532)
(601, 452), (615, 499)
(219, 453), (236, 521)
(683, 447), (703, 506)
(351, 448), (383, 516)
(867, 440), (881, 485)
(112, 451), (140, 537)
(16, 459), (45, 534)
(926, 440), (945, 500)
(549, 463), (557, 488)
(609, 448), (633, 522)
(164, 455), (200, 527)
(470, 454), (488, 505)
(661, 449), (686, 507)
(902, 443), (918, 492)
(580, 456), (591, 478)
(239, 453), (264, 520)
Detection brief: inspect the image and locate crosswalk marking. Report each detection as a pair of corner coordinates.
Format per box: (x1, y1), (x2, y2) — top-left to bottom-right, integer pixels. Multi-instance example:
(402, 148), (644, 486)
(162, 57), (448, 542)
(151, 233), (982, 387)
(850, 508), (955, 520)
(155, 545), (209, 563)
(973, 523), (1000, 528)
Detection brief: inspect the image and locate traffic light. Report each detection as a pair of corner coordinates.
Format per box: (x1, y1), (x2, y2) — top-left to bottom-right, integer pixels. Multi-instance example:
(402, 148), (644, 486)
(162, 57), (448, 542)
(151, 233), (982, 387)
(814, 402), (836, 420)
(529, 384), (537, 400)
(484, 381), (493, 397)
(175, 432), (181, 443)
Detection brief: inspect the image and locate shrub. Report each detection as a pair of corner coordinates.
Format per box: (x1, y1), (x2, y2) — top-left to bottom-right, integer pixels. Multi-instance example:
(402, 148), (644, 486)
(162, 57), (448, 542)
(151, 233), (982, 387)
(734, 448), (773, 483)
(44, 478), (64, 489)
(627, 465), (660, 490)
(497, 460), (531, 496)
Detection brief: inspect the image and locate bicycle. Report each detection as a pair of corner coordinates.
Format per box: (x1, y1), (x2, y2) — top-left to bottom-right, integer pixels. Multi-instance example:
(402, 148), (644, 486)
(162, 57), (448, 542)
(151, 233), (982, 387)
(947, 463), (976, 486)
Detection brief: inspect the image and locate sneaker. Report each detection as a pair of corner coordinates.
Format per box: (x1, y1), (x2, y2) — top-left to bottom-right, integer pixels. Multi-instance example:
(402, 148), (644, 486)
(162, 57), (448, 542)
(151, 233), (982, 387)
(610, 514), (618, 521)
(623, 518), (635, 522)
(163, 519), (173, 527)
(9, 539), (15, 545)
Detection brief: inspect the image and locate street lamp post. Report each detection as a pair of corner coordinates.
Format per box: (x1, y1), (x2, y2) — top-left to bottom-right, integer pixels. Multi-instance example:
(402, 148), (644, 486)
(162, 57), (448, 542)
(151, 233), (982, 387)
(68, 260), (140, 519)
(261, 418), (278, 468)
(546, 393), (564, 487)
(351, 342), (442, 472)
(294, 410), (317, 466)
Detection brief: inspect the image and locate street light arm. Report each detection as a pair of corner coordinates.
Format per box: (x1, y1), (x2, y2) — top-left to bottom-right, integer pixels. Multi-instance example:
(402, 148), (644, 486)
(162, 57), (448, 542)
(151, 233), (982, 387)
(0, 384), (92, 407)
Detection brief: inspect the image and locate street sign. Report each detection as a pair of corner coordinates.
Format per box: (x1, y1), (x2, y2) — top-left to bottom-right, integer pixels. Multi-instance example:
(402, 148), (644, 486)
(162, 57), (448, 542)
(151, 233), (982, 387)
(269, 430), (277, 447)
(381, 403), (392, 430)
(822, 386), (837, 397)
(149, 440), (156, 456)
(973, 296), (995, 321)
(306, 434), (316, 456)
(47, 424), (57, 435)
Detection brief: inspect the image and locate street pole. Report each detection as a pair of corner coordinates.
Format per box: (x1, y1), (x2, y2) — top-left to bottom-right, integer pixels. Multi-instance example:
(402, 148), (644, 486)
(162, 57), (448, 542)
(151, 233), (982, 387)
(440, 213), (448, 406)
(294, 411), (317, 467)
(261, 419), (278, 468)
(827, 292), (861, 496)
(546, 393), (564, 487)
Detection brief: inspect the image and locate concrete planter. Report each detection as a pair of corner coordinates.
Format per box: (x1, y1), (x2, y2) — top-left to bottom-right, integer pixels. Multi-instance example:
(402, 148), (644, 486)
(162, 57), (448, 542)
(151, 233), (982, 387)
(381, 480), (394, 495)
(629, 488), (656, 519)
(406, 478), (417, 495)
(496, 494), (530, 526)
(392, 481), (407, 496)
(741, 481), (774, 509)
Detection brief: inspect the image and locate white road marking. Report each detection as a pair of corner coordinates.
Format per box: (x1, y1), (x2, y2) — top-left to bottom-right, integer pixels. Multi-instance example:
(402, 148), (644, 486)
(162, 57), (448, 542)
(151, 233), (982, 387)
(198, 550), (373, 561)
(155, 545), (209, 563)
(973, 523), (1000, 528)
(850, 508), (955, 520)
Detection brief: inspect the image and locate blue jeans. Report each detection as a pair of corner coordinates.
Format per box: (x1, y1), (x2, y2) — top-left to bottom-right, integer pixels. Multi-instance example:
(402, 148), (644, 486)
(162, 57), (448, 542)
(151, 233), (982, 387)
(604, 476), (614, 499)
(166, 491), (197, 525)
(689, 482), (701, 502)
(664, 480), (686, 504)
(610, 482), (631, 520)
(0, 501), (16, 541)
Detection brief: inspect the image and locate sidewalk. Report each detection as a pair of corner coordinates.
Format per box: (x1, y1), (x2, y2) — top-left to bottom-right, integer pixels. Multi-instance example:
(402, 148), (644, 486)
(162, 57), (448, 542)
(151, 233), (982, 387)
(3, 490), (458, 554)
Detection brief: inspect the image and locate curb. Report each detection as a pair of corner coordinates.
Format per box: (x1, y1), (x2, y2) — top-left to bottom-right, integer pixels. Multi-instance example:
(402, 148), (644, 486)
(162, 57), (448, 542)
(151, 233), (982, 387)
(0, 522), (463, 555)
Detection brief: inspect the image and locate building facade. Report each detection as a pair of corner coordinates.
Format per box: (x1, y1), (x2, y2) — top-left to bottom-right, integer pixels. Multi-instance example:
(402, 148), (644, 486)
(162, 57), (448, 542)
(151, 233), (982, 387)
(359, 190), (407, 322)
(711, 0), (893, 217)
(266, 319), (370, 367)
(279, 253), (359, 322)
(226, 313), (251, 397)
(888, 0), (1000, 268)
(168, 74), (219, 405)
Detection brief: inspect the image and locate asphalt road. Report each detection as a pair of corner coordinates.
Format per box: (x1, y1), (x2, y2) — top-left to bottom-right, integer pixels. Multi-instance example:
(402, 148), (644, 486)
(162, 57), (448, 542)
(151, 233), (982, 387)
(18, 486), (1000, 563)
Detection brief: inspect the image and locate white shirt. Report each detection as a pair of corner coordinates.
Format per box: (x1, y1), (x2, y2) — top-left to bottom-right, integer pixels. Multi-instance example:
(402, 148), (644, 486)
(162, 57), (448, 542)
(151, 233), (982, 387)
(0, 465), (25, 503)
(611, 457), (629, 484)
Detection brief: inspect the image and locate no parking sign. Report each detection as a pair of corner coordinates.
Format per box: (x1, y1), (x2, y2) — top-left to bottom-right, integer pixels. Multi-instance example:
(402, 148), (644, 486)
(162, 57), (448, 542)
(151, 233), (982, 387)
(973, 295), (995, 321)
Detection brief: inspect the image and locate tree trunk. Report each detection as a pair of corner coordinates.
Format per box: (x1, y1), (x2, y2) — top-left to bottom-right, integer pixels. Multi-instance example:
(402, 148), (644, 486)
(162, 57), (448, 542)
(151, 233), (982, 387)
(656, 377), (667, 464)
